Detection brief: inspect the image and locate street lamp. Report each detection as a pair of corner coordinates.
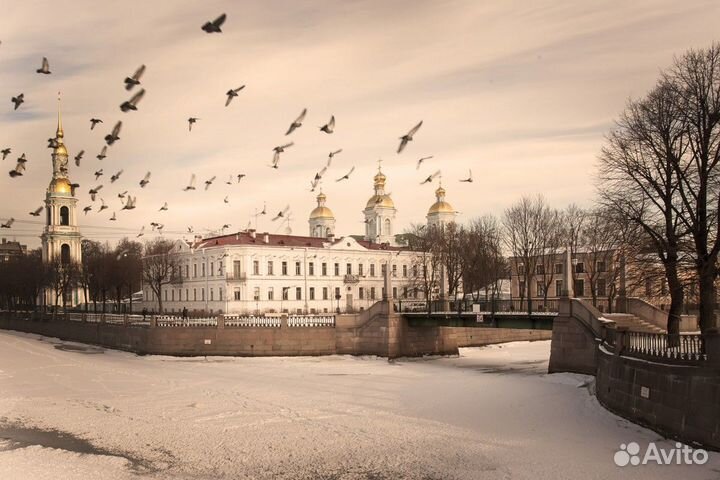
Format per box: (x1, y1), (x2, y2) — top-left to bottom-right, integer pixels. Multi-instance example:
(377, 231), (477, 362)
(335, 292), (341, 314)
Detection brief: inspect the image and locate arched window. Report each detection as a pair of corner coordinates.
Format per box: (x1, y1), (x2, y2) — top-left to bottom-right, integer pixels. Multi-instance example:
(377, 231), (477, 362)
(60, 244), (71, 265)
(60, 206), (69, 226)
(46, 206), (51, 225)
(384, 218), (391, 236)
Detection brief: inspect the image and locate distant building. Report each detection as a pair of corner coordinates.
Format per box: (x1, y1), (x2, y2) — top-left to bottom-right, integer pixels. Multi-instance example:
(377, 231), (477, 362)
(0, 238), (27, 263)
(143, 168), (460, 315)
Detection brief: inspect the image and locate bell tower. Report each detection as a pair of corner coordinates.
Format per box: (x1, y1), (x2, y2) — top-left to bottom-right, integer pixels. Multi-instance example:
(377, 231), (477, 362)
(363, 161), (397, 244)
(41, 95), (84, 306)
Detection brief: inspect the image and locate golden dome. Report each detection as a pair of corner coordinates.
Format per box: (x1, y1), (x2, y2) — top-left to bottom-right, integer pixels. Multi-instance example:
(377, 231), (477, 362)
(54, 144), (68, 156)
(428, 201), (455, 214)
(50, 178), (72, 194)
(310, 206), (334, 219)
(366, 194), (395, 209)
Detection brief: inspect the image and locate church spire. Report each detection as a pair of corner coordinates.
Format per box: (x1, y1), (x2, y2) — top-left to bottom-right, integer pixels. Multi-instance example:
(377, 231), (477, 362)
(56, 92), (64, 140)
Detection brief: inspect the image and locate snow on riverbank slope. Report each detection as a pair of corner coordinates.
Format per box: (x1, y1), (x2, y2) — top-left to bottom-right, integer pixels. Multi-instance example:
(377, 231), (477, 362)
(0, 332), (716, 479)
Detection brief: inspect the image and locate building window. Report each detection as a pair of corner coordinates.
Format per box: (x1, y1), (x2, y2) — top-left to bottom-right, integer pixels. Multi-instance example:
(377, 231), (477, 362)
(575, 262), (584, 274)
(282, 288), (289, 301)
(233, 260), (242, 278)
(519, 281), (526, 297)
(381, 264), (387, 275)
(334, 263), (340, 276)
(210, 262), (214, 277)
(555, 280), (563, 297)
(370, 264), (375, 277)
(309, 262), (314, 275)
(536, 282), (545, 297)
(309, 287), (315, 300)
(164, 290), (168, 301)
(254, 287), (260, 301)
(413, 265), (418, 277)
(334, 287), (340, 299)
(282, 261), (288, 275)
(295, 261), (301, 275)
(392, 265), (397, 277)
(193, 288), (197, 301)
(392, 287), (397, 298)
(554, 263), (563, 274)
(346, 263), (352, 275)
(219, 289), (223, 301)
(403, 286), (408, 298)
(201, 263), (205, 277)
(253, 260), (260, 275)
(403, 265), (407, 277)
(536, 264), (544, 275)
(267, 261), (274, 275)
(296, 287), (302, 300)
(381, 287), (386, 298)
(234, 289), (241, 301)
(60, 244), (71, 265)
(574, 279), (585, 297)
(518, 264), (525, 275)
(193, 264), (197, 278)
(268, 287), (274, 300)
(171, 290), (175, 301)
(370, 287), (376, 300)
(597, 261), (606, 273)
(201, 288), (205, 301)
(210, 288), (214, 301)
(185, 265), (189, 278)
(323, 287), (328, 300)
(185, 289), (189, 301)
(597, 279), (607, 297)
(358, 264), (363, 276)
(322, 262), (327, 276)
(359, 287), (364, 299)
(59, 206), (69, 226)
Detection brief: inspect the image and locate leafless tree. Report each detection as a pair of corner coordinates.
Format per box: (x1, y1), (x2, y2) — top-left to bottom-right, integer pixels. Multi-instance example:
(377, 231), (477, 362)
(142, 238), (179, 314)
(580, 207), (624, 309)
(406, 224), (440, 314)
(47, 259), (81, 317)
(434, 222), (466, 304)
(535, 207), (563, 308)
(463, 215), (508, 311)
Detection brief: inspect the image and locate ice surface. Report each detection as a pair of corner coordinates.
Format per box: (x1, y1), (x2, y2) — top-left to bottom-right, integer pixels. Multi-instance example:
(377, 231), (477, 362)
(0, 332), (716, 479)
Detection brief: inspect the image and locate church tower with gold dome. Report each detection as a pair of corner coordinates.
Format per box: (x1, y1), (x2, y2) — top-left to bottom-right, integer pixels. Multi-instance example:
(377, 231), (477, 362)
(308, 190), (336, 238)
(41, 98), (84, 306)
(363, 163), (397, 244)
(426, 180), (456, 228)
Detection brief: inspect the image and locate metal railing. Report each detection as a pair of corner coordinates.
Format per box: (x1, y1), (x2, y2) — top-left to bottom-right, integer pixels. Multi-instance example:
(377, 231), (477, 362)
(155, 315), (218, 327)
(625, 331), (706, 363)
(226, 272), (247, 281)
(223, 315), (281, 327)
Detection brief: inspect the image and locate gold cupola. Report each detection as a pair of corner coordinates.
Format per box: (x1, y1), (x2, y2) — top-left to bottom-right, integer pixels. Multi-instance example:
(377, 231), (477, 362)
(309, 191), (335, 219)
(428, 183), (455, 214)
(366, 162), (395, 208)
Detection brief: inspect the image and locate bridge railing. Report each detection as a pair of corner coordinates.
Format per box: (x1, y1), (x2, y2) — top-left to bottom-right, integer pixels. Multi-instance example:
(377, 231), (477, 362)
(287, 315), (335, 327)
(223, 315), (281, 328)
(623, 331), (706, 363)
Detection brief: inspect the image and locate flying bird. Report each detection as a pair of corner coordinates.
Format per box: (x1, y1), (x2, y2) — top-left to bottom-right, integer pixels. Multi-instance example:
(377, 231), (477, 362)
(459, 169), (473, 183)
(188, 117), (199, 131)
(47, 137), (59, 149)
(225, 85), (245, 106)
(420, 169), (441, 184)
(105, 121), (122, 145)
(109, 212), (117, 221)
(183, 174), (196, 191)
(1, 148), (10, 160)
(271, 143), (293, 168)
(398, 120), (423, 154)
(187, 226), (194, 233)
(0, 218), (14, 228)
(36, 57), (51, 74)
(285, 108), (307, 135)
(98, 198), (108, 212)
(110, 169), (123, 183)
(94, 169), (104, 180)
(120, 89), (145, 112)
(89, 185), (103, 201)
(74, 150), (84, 166)
(159, 202), (168, 211)
(96, 146), (107, 160)
(327, 149), (342, 166)
(124, 64), (145, 90)
(319, 115), (335, 134)
(11, 94), (24, 110)
(336, 166), (355, 182)
(272, 205), (290, 221)
(139, 172), (151, 188)
(204, 176), (216, 191)
(90, 118), (103, 130)
(118, 191), (128, 199)
(201, 13), (226, 33)
(17, 153), (27, 165)
(223, 196), (229, 204)
(29, 207), (43, 216)
(237, 173), (246, 182)
(83, 206), (92, 215)
(8, 159), (25, 177)
(122, 196), (137, 210)
(137, 226), (145, 238)
(416, 155), (433, 170)
(70, 183), (80, 195)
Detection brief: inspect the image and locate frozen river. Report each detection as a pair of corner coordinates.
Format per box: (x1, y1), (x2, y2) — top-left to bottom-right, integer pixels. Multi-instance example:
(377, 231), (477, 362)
(0, 330), (717, 479)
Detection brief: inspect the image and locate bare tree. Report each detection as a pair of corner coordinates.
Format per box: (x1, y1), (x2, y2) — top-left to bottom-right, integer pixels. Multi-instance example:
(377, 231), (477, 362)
(581, 207), (624, 309)
(434, 222), (466, 306)
(47, 259), (81, 317)
(406, 224), (440, 314)
(463, 215), (507, 312)
(535, 207), (563, 309)
(142, 238), (179, 313)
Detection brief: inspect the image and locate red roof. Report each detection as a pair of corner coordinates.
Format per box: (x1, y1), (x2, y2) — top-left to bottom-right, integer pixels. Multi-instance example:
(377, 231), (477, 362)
(192, 231), (406, 251)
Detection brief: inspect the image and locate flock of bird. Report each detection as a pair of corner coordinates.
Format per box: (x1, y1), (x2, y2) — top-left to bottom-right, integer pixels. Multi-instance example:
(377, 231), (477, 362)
(2, 12), (474, 237)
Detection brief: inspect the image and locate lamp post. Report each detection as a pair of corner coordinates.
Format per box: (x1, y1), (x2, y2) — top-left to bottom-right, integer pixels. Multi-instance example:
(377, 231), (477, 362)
(335, 292), (341, 314)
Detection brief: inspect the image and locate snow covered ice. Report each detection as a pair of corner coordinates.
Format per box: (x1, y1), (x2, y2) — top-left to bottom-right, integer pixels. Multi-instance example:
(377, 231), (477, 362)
(0, 331), (717, 479)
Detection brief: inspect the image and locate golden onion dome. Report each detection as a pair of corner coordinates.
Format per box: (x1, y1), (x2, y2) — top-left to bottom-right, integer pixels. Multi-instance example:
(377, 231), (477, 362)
(49, 177), (72, 194)
(366, 194), (395, 209)
(374, 171), (386, 184)
(310, 206), (334, 219)
(428, 201), (455, 215)
(54, 144), (68, 156)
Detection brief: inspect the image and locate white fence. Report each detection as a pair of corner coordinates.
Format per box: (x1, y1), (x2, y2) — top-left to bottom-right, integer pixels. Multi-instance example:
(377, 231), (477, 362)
(155, 315), (217, 327)
(223, 315), (282, 328)
(287, 315), (335, 327)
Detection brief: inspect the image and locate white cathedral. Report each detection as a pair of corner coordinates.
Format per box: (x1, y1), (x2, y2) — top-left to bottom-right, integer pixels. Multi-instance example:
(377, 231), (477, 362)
(143, 166), (458, 315)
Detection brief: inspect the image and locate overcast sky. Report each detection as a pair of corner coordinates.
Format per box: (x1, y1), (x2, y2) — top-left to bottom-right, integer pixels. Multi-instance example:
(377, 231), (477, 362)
(1, 0), (719, 248)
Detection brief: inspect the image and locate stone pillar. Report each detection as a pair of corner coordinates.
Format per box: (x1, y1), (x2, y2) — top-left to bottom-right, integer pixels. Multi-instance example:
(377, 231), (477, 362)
(615, 254), (628, 313)
(561, 246), (574, 298)
(383, 259), (392, 301)
(217, 314), (225, 329)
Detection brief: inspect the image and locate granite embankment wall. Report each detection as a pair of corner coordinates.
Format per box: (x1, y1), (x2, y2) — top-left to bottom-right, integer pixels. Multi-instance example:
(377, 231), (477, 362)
(0, 305), (551, 358)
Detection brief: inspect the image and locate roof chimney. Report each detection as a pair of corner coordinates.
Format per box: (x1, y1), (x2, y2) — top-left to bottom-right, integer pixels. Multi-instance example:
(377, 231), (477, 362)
(249, 229), (256, 239)
(194, 234), (202, 243)
(235, 233), (239, 240)
(263, 233), (269, 244)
